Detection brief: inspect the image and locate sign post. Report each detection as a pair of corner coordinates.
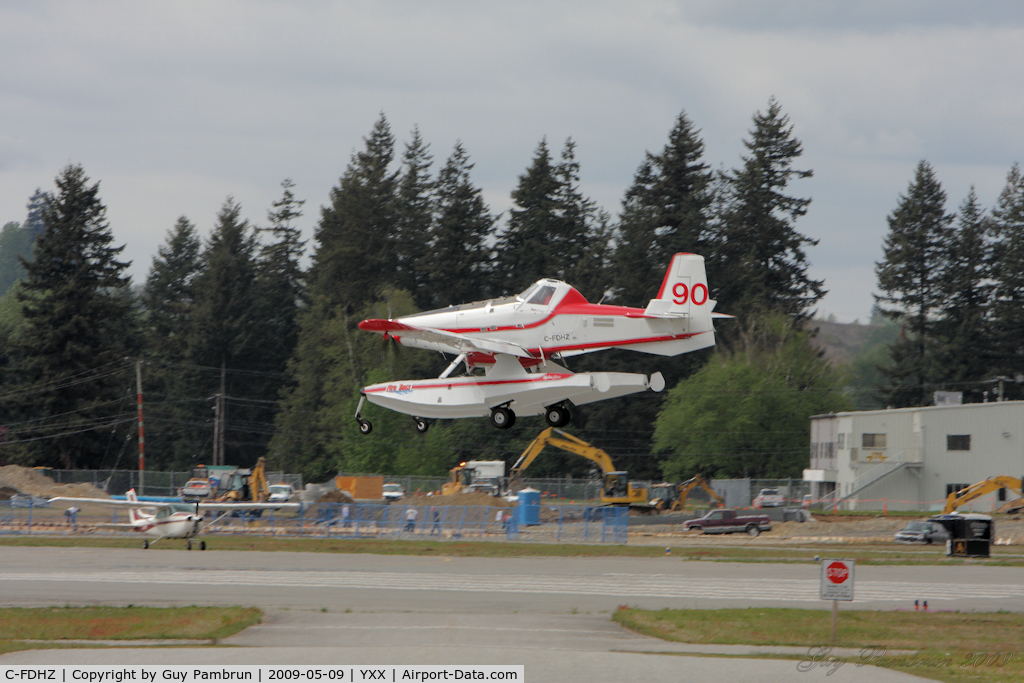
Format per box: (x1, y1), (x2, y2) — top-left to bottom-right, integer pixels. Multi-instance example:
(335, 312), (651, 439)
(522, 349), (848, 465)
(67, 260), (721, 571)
(820, 559), (854, 643)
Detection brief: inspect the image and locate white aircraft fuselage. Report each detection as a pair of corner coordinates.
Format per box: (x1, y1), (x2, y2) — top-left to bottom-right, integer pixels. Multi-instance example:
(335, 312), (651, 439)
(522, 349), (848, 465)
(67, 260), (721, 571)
(356, 253), (722, 431)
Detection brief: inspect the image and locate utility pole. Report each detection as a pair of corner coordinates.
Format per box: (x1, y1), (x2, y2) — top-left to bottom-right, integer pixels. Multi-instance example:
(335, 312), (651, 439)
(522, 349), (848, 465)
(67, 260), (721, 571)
(136, 360), (145, 495)
(213, 360), (226, 466)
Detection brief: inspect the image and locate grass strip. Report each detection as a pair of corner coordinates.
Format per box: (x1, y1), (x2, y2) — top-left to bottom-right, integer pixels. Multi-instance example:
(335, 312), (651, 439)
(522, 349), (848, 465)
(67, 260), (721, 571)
(614, 606), (1024, 683)
(0, 535), (1022, 566)
(0, 606), (262, 654)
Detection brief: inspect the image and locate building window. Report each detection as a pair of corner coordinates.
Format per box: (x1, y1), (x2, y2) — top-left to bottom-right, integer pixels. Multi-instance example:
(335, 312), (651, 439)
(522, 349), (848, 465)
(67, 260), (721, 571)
(946, 483), (970, 497)
(837, 433), (845, 449)
(862, 433), (886, 449)
(947, 434), (971, 451)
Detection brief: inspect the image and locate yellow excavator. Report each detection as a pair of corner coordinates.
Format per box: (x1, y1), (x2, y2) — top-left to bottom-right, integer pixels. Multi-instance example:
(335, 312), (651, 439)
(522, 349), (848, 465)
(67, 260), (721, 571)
(508, 427), (649, 508)
(648, 475), (724, 512)
(942, 476), (1024, 514)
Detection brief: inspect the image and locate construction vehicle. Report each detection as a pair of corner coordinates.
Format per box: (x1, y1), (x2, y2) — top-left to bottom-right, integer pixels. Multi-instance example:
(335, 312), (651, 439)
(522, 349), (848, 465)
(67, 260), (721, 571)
(442, 461), (505, 496)
(648, 475), (724, 512)
(942, 476), (1024, 514)
(217, 457), (270, 503)
(509, 428), (649, 509)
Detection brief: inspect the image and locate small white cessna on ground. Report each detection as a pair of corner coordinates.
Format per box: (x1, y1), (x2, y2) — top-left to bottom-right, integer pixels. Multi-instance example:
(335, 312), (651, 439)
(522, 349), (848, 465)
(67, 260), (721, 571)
(48, 489), (300, 550)
(355, 252), (727, 433)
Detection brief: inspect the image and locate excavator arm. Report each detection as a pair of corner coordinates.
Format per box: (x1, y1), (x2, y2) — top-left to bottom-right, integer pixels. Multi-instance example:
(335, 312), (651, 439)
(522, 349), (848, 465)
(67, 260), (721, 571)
(943, 476), (1023, 514)
(510, 428), (615, 480)
(509, 428), (647, 507)
(675, 475), (724, 511)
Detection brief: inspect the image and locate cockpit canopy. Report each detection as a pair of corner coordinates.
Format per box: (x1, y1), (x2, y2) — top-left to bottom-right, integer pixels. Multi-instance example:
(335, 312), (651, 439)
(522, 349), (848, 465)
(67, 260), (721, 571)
(516, 279), (570, 307)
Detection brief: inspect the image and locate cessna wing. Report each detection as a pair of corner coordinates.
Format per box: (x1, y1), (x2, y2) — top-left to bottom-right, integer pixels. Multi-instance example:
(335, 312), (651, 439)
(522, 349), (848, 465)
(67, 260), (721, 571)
(359, 319), (534, 358)
(48, 497), (300, 511)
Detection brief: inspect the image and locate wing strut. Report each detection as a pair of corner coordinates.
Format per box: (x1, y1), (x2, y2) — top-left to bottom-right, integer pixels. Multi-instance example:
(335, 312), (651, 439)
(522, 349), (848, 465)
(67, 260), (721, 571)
(439, 353), (468, 379)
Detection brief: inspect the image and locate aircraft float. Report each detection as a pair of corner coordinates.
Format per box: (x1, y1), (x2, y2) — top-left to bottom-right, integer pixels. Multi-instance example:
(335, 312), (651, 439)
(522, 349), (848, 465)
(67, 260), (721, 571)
(355, 253), (727, 433)
(49, 489), (300, 550)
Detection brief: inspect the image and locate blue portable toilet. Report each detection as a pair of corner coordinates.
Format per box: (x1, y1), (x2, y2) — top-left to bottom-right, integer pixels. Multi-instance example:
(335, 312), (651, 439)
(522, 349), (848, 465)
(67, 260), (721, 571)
(517, 487), (541, 526)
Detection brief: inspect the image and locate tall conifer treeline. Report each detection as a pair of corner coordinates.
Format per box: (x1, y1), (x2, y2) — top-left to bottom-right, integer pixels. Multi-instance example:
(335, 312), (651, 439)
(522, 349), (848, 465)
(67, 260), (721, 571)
(10, 102), (1014, 479)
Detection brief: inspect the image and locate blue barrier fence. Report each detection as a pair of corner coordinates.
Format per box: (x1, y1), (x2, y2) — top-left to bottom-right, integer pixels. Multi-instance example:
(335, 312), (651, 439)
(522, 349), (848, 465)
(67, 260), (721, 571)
(0, 500), (630, 544)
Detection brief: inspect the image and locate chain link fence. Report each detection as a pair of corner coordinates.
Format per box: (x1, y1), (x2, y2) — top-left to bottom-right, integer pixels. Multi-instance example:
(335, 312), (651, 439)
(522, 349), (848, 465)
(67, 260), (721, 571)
(0, 500), (630, 545)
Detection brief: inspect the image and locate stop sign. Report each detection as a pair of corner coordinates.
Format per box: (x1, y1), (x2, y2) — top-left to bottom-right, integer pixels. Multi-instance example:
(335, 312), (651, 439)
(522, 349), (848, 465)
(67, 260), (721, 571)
(820, 558), (855, 600)
(826, 561), (849, 583)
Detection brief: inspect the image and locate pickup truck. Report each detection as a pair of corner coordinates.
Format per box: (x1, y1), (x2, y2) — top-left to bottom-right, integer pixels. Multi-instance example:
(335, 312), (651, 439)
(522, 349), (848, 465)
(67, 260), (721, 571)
(683, 509), (772, 537)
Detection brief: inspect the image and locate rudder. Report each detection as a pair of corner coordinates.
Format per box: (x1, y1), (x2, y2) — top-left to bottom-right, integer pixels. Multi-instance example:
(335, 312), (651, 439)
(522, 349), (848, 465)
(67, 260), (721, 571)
(645, 253), (712, 325)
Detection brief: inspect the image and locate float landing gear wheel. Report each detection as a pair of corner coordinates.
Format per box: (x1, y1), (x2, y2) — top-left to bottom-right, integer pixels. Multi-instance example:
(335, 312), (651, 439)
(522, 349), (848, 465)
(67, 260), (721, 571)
(414, 418), (429, 433)
(490, 406), (516, 429)
(544, 404), (571, 427)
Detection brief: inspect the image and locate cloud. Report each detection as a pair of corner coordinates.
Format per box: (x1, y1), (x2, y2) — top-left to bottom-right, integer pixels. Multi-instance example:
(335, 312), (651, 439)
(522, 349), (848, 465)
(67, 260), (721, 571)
(2, 1), (1022, 323)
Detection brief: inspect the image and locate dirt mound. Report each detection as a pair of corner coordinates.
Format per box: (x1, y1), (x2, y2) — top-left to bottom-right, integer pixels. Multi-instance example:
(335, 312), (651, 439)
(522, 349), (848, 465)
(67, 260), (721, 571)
(419, 492), (513, 507)
(0, 465), (111, 499)
(318, 489), (355, 504)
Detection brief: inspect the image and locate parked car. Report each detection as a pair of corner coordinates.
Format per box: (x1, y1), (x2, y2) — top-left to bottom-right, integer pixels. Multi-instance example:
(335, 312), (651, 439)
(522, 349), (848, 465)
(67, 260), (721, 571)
(683, 509), (772, 536)
(894, 520), (950, 544)
(180, 478), (214, 501)
(268, 484), (296, 505)
(382, 482), (406, 502)
(753, 488), (786, 508)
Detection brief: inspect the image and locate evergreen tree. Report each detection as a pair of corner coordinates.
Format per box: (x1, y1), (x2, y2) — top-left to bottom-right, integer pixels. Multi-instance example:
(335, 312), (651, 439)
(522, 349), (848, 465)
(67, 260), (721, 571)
(933, 188), (994, 399)
(256, 179), (307, 375)
(875, 160), (954, 407)
(424, 141), (498, 308)
(554, 139), (612, 300)
(566, 113), (714, 479)
(715, 98), (823, 322)
(989, 163), (1024, 397)
(186, 199), (266, 468)
(270, 115), (402, 477)
(143, 217), (202, 362)
(2, 165), (135, 469)
(613, 111), (714, 305)
(0, 190), (51, 295)
(492, 139), (563, 294)
(394, 128), (435, 309)
(139, 217), (203, 470)
(313, 114), (399, 312)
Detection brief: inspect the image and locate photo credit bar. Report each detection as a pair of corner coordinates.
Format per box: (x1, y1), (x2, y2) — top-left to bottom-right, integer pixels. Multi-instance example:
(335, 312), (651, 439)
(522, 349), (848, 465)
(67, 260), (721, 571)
(0, 667), (525, 683)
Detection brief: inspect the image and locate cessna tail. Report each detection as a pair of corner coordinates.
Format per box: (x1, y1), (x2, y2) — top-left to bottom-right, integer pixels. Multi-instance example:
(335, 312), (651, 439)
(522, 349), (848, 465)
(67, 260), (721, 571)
(355, 253), (725, 432)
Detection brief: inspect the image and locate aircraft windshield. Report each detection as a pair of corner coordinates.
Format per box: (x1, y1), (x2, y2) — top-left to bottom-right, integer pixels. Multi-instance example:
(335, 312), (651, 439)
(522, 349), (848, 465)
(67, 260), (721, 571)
(516, 283), (540, 302)
(527, 285), (556, 306)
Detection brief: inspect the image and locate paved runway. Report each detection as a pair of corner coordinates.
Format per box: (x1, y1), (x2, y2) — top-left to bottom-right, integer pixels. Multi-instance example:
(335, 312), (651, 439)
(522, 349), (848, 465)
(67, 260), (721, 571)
(3, 545), (1014, 682)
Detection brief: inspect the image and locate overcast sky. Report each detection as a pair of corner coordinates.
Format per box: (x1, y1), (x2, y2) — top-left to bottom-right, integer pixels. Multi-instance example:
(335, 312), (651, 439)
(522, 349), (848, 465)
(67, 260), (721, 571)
(3, 1), (1023, 322)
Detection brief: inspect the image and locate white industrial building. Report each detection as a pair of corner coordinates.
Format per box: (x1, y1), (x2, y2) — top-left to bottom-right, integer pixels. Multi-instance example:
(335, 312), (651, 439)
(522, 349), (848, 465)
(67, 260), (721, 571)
(805, 400), (1024, 511)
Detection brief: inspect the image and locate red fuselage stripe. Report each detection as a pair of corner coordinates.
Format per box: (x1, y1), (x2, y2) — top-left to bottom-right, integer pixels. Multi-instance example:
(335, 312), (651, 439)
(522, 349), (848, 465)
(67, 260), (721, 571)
(365, 374), (575, 393)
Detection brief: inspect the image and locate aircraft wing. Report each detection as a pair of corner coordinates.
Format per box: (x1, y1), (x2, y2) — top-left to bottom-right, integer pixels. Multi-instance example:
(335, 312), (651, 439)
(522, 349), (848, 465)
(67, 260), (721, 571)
(48, 497), (165, 508)
(197, 502), (301, 511)
(49, 497), (301, 511)
(359, 318), (534, 358)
